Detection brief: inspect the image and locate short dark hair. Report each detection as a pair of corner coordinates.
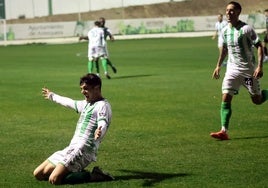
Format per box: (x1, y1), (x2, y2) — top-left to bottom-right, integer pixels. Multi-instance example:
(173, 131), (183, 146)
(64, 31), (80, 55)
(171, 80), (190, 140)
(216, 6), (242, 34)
(99, 17), (106, 25)
(99, 17), (105, 22)
(80, 74), (102, 88)
(228, 1), (242, 12)
(94, 21), (101, 27)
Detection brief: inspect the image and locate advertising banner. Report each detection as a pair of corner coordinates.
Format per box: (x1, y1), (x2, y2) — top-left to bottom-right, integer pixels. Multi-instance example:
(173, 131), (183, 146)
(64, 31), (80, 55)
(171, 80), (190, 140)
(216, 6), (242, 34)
(1, 14), (265, 41)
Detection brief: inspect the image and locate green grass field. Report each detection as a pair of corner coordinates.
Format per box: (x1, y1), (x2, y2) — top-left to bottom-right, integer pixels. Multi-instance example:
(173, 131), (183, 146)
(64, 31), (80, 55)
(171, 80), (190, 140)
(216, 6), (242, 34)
(1, 37), (268, 188)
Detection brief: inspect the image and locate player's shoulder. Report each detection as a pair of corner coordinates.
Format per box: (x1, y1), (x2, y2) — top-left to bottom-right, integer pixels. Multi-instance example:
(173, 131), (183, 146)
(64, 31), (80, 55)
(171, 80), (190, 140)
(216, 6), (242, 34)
(76, 100), (88, 113)
(238, 21), (249, 28)
(104, 27), (112, 33)
(95, 99), (110, 106)
(239, 21), (255, 32)
(94, 99), (111, 112)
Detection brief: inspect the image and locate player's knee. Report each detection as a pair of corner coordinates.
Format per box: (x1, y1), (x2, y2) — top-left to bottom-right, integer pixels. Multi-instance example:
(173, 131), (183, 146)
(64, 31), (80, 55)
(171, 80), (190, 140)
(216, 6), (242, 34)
(33, 169), (39, 179)
(251, 95), (263, 105)
(33, 169), (45, 181)
(49, 174), (62, 185)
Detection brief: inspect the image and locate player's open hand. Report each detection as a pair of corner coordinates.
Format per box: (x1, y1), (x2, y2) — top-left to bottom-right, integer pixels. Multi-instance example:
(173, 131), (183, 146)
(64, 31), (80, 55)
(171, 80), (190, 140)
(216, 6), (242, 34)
(253, 66), (263, 79)
(110, 36), (115, 41)
(42, 87), (51, 99)
(94, 126), (102, 140)
(212, 66), (221, 79)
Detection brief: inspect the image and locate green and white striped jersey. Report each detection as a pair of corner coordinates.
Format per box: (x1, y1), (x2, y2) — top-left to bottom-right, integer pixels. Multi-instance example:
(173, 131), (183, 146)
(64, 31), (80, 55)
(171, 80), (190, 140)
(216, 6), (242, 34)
(220, 21), (260, 76)
(49, 93), (112, 153)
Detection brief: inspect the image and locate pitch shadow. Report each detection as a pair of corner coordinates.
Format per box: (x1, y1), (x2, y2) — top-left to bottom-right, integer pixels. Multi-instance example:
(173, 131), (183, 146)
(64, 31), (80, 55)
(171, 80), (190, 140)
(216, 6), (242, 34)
(112, 74), (153, 79)
(113, 169), (189, 187)
(231, 135), (268, 140)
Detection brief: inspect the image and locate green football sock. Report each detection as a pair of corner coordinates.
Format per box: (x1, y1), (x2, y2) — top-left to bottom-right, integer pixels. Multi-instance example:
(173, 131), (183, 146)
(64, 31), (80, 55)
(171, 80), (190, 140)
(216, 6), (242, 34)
(87, 61), (93, 73)
(95, 61), (100, 74)
(62, 171), (91, 184)
(261, 89), (268, 102)
(221, 102), (232, 130)
(101, 58), (108, 73)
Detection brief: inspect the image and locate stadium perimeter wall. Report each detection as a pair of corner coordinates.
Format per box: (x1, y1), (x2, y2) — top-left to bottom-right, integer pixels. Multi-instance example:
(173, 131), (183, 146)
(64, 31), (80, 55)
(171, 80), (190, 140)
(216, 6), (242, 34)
(0, 14), (266, 46)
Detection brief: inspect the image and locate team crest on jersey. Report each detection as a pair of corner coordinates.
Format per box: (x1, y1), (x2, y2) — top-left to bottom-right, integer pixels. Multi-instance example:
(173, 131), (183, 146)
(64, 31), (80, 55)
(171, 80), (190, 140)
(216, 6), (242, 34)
(99, 112), (106, 116)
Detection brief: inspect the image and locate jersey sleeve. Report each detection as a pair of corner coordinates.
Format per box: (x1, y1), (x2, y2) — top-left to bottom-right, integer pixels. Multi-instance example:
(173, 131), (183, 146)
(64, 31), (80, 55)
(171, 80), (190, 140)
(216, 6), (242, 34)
(104, 27), (113, 39)
(241, 24), (259, 45)
(218, 30), (225, 47)
(248, 26), (260, 45)
(96, 102), (112, 126)
(95, 101), (112, 140)
(49, 92), (85, 113)
(215, 22), (218, 31)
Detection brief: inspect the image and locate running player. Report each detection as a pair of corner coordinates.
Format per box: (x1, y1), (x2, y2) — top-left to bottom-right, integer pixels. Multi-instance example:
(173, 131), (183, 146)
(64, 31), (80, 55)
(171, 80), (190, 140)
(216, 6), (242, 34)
(212, 14), (228, 66)
(212, 13), (228, 49)
(210, 1), (268, 140)
(262, 9), (268, 63)
(79, 21), (111, 79)
(33, 74), (113, 184)
(99, 17), (117, 74)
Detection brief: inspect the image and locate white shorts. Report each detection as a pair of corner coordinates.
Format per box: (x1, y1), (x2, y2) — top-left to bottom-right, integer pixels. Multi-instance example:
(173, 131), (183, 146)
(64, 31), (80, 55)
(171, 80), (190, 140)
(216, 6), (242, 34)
(217, 37), (222, 48)
(48, 146), (96, 172)
(88, 46), (107, 61)
(104, 44), (109, 58)
(222, 73), (261, 96)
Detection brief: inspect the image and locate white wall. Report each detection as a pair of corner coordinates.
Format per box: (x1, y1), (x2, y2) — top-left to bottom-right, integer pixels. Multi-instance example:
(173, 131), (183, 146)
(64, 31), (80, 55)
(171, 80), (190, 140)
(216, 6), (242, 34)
(6, 0), (47, 19)
(5, 0), (185, 20)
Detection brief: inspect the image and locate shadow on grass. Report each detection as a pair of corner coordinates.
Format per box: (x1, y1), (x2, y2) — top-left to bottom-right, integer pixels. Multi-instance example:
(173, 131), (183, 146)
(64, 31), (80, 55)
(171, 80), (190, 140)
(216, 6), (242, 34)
(114, 169), (189, 187)
(231, 135), (268, 140)
(112, 74), (153, 79)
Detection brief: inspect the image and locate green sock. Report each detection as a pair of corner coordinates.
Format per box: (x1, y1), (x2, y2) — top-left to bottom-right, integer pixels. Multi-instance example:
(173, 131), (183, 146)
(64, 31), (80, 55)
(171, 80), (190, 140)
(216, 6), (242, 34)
(221, 102), (232, 130)
(101, 58), (108, 73)
(95, 61), (100, 74)
(87, 61), (93, 73)
(261, 89), (268, 102)
(62, 171), (91, 184)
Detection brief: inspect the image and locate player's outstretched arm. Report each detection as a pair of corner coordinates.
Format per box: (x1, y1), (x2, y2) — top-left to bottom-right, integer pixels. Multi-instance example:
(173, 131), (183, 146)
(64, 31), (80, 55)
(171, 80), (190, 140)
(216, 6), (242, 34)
(94, 126), (102, 140)
(94, 120), (109, 140)
(253, 42), (264, 79)
(41, 87), (77, 110)
(79, 36), (89, 41)
(109, 35), (115, 41)
(212, 31), (217, 40)
(42, 87), (52, 100)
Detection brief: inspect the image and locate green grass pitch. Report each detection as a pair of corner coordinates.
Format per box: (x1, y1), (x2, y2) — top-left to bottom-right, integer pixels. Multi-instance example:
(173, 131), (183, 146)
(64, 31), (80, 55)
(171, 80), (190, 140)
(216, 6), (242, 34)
(0, 37), (268, 188)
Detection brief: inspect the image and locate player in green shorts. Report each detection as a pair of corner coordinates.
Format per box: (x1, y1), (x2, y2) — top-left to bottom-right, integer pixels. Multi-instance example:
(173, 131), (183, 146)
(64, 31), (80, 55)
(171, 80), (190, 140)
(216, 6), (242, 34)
(211, 1), (268, 140)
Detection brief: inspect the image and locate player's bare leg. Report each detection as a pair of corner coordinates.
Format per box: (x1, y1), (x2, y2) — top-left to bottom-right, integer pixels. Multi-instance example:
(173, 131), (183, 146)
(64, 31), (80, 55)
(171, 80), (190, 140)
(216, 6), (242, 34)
(87, 61), (93, 73)
(210, 93), (232, 140)
(94, 57), (100, 76)
(48, 164), (70, 185)
(33, 160), (55, 181)
(251, 90), (268, 104)
(107, 59), (117, 73)
(100, 57), (111, 79)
